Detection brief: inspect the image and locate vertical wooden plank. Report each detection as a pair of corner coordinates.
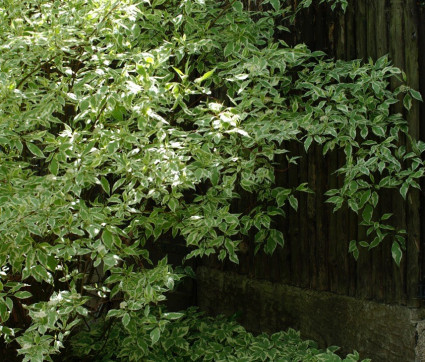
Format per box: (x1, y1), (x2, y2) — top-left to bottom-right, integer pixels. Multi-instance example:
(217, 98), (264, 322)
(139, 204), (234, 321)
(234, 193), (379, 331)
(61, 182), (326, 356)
(307, 147), (318, 289)
(335, 7), (346, 58)
(345, 3), (359, 298)
(345, 1), (356, 61)
(389, 0), (407, 304)
(276, 154), (292, 285)
(327, 156), (338, 293)
(334, 156), (350, 295)
(307, 2), (324, 288)
(367, 0), (384, 302)
(314, 4), (330, 292)
(328, 13), (349, 295)
(298, 149), (310, 288)
(288, 142), (301, 286)
(366, 0), (377, 59)
(418, 3), (425, 296)
(373, 0), (393, 303)
(375, 0), (389, 58)
(354, 0), (373, 300)
(404, 0), (420, 306)
(355, 0), (367, 59)
(348, 208), (358, 296)
(325, 4), (336, 55)
(315, 146), (329, 291)
(245, 191), (256, 279)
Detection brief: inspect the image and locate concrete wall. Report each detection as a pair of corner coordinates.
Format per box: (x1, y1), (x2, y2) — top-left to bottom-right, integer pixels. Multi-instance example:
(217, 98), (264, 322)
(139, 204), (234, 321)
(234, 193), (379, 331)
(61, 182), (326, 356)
(197, 267), (425, 362)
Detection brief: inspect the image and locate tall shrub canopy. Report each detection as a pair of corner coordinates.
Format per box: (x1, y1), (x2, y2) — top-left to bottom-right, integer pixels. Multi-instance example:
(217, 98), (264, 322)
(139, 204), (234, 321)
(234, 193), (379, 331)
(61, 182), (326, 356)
(0, 0), (423, 360)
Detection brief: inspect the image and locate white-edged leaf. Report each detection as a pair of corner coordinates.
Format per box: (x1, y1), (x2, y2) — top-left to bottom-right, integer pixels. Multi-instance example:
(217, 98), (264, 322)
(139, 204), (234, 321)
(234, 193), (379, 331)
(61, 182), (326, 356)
(100, 176), (110, 195)
(102, 229), (114, 250)
(27, 143), (45, 158)
(391, 241), (402, 266)
(232, 1), (243, 12)
(168, 198), (179, 212)
(288, 195), (298, 211)
(304, 136), (313, 152)
(122, 313), (130, 327)
(400, 182), (409, 199)
(270, 0), (280, 11)
(224, 42), (234, 57)
(49, 157), (59, 175)
(410, 89), (423, 102)
(150, 327), (161, 344)
(14, 291), (32, 299)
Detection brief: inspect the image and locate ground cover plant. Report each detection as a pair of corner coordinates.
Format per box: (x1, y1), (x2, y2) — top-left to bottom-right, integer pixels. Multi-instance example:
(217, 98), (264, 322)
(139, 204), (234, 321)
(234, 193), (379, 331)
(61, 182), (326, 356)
(71, 306), (367, 361)
(0, 0), (423, 360)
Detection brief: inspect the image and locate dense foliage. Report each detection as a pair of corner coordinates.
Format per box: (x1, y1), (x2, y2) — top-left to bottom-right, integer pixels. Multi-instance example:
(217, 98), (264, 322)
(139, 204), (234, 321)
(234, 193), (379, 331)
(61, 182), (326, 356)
(0, 0), (422, 360)
(71, 306), (367, 361)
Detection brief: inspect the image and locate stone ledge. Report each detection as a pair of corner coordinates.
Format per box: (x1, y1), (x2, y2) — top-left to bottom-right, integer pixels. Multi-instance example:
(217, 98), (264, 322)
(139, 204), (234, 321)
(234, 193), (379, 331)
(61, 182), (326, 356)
(196, 266), (425, 362)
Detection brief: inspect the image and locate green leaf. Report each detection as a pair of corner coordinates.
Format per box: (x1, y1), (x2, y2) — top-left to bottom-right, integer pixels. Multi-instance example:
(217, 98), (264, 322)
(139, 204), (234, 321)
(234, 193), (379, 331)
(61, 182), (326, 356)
(49, 157), (59, 175)
(103, 254), (118, 269)
(163, 312), (184, 320)
(400, 182), (409, 199)
(210, 167), (219, 186)
(276, 190), (288, 207)
(224, 238), (234, 256)
(5, 297), (13, 311)
(371, 81), (381, 95)
(14, 291), (32, 299)
(403, 93), (412, 110)
(228, 251), (239, 264)
(304, 136), (313, 152)
(264, 237), (277, 255)
(150, 327), (161, 344)
(100, 176), (110, 195)
(369, 236), (381, 249)
(380, 213), (392, 221)
(224, 42), (234, 57)
(362, 204), (373, 223)
(168, 198), (179, 212)
(32, 265), (51, 283)
(288, 195), (298, 211)
(232, 1), (243, 12)
(349, 240), (359, 260)
(372, 126), (385, 138)
(102, 229), (114, 250)
(80, 99), (90, 111)
(27, 143), (45, 158)
(0, 303), (9, 322)
(359, 190), (371, 208)
(269, 0), (280, 11)
(409, 89), (423, 102)
(270, 229), (284, 248)
(347, 199), (359, 213)
(46, 255), (58, 272)
(106, 309), (124, 319)
(391, 241), (402, 266)
(195, 68), (216, 84)
(122, 313), (130, 327)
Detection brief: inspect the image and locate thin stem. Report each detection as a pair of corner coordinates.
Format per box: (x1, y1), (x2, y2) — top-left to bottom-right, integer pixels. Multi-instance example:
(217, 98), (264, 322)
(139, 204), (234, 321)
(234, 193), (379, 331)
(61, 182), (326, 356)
(17, 55), (56, 89)
(207, 0), (238, 30)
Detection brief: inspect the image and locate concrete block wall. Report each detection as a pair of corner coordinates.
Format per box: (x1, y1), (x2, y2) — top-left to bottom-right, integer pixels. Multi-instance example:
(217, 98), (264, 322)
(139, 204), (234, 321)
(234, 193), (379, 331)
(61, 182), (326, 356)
(197, 267), (425, 362)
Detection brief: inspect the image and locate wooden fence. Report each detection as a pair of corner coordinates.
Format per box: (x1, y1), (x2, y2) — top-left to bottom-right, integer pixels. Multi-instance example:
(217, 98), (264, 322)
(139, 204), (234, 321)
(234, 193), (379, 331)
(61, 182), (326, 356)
(202, 0), (425, 306)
